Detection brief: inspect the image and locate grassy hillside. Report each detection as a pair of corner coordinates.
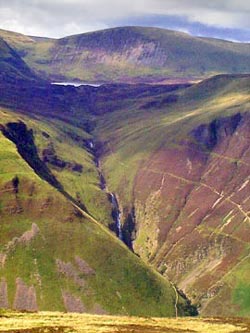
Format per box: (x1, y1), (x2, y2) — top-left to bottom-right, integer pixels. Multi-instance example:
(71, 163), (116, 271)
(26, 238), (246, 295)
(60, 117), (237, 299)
(93, 74), (250, 316)
(0, 33), (250, 317)
(0, 106), (193, 316)
(0, 27), (249, 83)
(0, 37), (38, 84)
(0, 108), (110, 225)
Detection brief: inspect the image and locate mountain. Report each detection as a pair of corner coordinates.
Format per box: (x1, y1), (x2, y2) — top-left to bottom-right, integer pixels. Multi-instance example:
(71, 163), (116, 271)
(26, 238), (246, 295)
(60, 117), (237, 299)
(0, 27), (250, 83)
(0, 32), (250, 317)
(0, 38), (197, 316)
(93, 74), (250, 316)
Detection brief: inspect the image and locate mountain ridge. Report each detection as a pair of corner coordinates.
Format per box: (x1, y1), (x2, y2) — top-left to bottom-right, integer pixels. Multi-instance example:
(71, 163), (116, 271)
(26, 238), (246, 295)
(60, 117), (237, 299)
(0, 26), (249, 83)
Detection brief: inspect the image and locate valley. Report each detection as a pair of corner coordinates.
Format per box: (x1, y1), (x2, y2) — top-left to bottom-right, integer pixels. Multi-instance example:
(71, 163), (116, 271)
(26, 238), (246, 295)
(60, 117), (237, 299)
(0, 25), (250, 321)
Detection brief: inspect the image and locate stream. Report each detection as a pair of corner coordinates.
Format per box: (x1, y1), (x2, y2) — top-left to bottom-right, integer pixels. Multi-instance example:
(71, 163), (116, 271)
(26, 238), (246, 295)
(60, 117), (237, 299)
(87, 139), (123, 241)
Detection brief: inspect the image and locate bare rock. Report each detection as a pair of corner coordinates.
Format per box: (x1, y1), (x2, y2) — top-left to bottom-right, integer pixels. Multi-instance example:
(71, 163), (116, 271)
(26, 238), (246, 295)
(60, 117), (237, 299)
(62, 291), (85, 313)
(56, 259), (85, 287)
(0, 253), (6, 268)
(0, 278), (8, 308)
(75, 256), (95, 276)
(13, 277), (38, 311)
(19, 223), (39, 243)
(92, 303), (107, 315)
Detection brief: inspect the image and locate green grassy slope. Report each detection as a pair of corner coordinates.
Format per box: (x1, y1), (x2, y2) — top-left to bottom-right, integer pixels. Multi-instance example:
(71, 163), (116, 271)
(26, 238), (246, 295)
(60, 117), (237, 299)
(0, 106), (192, 316)
(0, 32), (250, 317)
(0, 37), (38, 83)
(95, 75), (250, 200)
(0, 27), (249, 83)
(93, 74), (250, 316)
(0, 109), (111, 225)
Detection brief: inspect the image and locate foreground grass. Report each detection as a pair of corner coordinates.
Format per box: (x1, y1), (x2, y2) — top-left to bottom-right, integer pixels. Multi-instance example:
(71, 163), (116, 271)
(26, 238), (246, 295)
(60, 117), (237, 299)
(0, 312), (249, 333)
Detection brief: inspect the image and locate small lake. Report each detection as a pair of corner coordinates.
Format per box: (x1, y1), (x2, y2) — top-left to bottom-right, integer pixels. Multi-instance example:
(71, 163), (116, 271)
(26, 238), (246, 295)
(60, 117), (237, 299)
(51, 82), (102, 87)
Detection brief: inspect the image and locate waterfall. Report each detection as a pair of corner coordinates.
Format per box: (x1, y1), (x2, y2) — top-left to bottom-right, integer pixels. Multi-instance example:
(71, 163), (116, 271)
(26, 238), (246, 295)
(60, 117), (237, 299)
(110, 193), (123, 240)
(87, 139), (123, 241)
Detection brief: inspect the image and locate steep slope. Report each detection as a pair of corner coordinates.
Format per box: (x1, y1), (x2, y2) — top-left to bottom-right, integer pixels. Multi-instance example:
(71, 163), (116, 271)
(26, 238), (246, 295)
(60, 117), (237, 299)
(0, 41), (196, 315)
(0, 106), (193, 316)
(0, 35), (250, 316)
(94, 74), (250, 316)
(0, 37), (38, 84)
(0, 38), (190, 229)
(0, 27), (250, 83)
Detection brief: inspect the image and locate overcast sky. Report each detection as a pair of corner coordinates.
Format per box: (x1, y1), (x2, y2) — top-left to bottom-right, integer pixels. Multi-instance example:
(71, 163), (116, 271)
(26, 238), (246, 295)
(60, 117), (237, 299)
(0, 0), (249, 41)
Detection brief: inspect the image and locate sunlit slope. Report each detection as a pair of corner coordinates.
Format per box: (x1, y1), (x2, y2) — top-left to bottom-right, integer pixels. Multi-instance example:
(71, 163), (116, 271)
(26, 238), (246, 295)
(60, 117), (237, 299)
(0, 108), (192, 316)
(1, 312), (250, 333)
(0, 27), (249, 82)
(0, 108), (110, 225)
(95, 74), (250, 315)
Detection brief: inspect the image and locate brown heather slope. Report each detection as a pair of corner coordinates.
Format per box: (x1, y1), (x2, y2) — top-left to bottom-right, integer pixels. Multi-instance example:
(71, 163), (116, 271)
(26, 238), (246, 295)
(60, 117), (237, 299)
(95, 74), (250, 316)
(135, 112), (250, 314)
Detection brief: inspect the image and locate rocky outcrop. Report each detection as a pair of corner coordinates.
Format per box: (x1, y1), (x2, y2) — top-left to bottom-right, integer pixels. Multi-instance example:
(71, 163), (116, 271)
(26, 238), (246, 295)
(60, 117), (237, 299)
(191, 113), (242, 150)
(56, 259), (85, 288)
(19, 223), (40, 243)
(0, 223), (40, 270)
(74, 256), (95, 276)
(13, 278), (38, 311)
(56, 257), (95, 290)
(0, 253), (6, 268)
(0, 278), (8, 309)
(62, 291), (85, 313)
(1, 122), (64, 191)
(42, 143), (83, 173)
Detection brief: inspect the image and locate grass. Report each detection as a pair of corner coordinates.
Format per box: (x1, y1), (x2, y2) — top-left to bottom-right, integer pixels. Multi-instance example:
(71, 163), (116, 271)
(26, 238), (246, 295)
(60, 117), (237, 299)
(0, 108), (112, 225)
(95, 75), (250, 203)
(1, 27), (250, 83)
(91, 74), (250, 317)
(0, 112), (191, 316)
(0, 67), (250, 316)
(0, 311), (249, 333)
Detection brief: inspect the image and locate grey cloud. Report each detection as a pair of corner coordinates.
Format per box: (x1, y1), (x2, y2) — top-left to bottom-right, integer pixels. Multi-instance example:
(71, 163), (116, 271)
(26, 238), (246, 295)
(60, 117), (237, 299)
(0, 0), (249, 37)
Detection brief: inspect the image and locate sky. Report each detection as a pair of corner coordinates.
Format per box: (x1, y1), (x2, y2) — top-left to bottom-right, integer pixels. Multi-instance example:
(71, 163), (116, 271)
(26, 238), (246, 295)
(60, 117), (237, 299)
(0, 0), (249, 42)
